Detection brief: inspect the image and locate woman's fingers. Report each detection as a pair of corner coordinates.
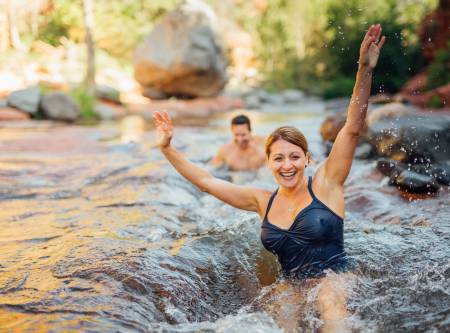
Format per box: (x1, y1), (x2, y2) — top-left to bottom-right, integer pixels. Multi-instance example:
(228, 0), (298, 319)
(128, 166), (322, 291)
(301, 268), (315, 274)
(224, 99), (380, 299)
(377, 36), (386, 50)
(161, 111), (172, 125)
(363, 25), (373, 42)
(362, 36), (375, 53)
(375, 25), (382, 44)
(153, 111), (169, 125)
(152, 112), (160, 124)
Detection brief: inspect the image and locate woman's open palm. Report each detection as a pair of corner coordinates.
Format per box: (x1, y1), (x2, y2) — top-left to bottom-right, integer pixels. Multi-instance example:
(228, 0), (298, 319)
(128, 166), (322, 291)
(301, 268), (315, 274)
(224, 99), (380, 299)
(359, 24), (386, 69)
(152, 111), (173, 148)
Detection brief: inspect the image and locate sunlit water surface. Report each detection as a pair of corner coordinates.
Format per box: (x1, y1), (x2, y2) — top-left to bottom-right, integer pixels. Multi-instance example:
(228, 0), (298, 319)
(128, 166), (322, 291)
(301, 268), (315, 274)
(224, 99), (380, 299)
(0, 104), (448, 332)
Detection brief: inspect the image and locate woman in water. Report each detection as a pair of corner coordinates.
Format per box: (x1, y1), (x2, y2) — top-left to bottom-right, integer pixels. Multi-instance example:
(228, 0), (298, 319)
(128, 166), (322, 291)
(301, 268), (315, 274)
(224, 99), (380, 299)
(153, 24), (385, 332)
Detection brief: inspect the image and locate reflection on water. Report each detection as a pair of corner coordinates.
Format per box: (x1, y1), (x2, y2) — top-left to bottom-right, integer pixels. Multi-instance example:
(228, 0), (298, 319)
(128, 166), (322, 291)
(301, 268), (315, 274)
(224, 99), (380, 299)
(121, 115), (145, 144)
(0, 109), (449, 333)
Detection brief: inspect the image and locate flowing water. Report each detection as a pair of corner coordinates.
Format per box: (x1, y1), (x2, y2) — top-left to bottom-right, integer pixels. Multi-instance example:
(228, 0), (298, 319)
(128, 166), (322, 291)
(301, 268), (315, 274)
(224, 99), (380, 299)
(0, 101), (449, 333)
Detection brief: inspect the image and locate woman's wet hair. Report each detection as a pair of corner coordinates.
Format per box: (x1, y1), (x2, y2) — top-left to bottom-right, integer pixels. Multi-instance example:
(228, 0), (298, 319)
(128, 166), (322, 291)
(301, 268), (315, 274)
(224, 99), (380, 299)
(265, 126), (309, 158)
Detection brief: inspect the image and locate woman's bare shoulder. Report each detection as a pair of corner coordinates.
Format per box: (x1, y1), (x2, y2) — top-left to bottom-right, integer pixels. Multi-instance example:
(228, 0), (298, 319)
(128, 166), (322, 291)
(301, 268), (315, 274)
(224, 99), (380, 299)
(250, 187), (274, 218)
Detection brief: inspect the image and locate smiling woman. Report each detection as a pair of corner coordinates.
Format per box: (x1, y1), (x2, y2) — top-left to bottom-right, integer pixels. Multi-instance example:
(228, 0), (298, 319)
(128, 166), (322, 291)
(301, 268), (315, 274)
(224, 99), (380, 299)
(153, 23), (385, 333)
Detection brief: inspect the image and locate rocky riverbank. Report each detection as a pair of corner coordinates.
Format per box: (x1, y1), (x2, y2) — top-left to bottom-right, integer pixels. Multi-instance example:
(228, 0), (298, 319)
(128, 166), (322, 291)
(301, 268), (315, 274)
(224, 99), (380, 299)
(320, 101), (450, 194)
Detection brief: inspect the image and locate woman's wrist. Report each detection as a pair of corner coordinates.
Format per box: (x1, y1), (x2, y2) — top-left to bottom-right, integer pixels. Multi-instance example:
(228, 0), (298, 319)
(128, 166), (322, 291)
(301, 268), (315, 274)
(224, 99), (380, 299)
(358, 64), (374, 75)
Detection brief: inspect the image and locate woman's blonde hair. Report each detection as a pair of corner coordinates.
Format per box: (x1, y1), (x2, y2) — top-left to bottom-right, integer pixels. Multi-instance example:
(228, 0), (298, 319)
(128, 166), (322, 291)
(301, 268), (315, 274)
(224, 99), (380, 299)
(265, 126), (309, 158)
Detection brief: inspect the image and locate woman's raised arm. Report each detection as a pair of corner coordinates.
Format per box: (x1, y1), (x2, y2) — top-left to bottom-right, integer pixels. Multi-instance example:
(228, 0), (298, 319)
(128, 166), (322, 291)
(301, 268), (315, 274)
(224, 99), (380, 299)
(152, 111), (266, 214)
(322, 24), (386, 186)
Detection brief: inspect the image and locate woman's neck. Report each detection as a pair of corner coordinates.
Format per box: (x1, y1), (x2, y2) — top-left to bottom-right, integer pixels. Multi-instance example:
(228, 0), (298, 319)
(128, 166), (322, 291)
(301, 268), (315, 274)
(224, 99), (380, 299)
(278, 176), (308, 199)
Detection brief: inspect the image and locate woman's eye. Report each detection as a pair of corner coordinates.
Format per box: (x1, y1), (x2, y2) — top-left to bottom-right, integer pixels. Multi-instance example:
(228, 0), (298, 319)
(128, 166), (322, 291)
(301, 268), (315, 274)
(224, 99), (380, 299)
(291, 156), (300, 160)
(274, 157), (282, 161)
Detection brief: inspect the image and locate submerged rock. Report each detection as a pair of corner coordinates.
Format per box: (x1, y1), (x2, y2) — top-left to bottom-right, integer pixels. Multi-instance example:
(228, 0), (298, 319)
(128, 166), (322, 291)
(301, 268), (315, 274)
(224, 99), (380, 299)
(376, 159), (404, 178)
(377, 158), (448, 192)
(7, 86), (41, 114)
(395, 170), (439, 193)
(40, 92), (80, 121)
(134, 0), (227, 98)
(431, 163), (450, 185)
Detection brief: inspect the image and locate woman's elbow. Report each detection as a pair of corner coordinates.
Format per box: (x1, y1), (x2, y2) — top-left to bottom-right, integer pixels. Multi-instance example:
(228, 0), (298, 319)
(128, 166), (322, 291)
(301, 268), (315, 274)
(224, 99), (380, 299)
(197, 175), (214, 193)
(343, 123), (364, 137)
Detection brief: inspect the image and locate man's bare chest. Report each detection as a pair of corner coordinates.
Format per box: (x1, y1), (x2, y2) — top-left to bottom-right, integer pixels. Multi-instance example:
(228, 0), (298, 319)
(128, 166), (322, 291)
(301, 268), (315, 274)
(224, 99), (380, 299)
(224, 147), (264, 170)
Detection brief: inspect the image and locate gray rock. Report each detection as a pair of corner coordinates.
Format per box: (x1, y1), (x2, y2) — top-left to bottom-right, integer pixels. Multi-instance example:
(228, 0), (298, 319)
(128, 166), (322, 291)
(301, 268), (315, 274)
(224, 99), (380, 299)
(255, 89), (271, 103)
(264, 93), (285, 105)
(142, 87), (168, 100)
(7, 86), (41, 114)
(376, 159), (404, 178)
(354, 143), (374, 159)
(368, 114), (450, 164)
(95, 85), (121, 104)
(244, 94), (260, 109)
(431, 163), (450, 185)
(282, 89), (305, 103)
(134, 0), (227, 98)
(394, 170), (439, 193)
(366, 102), (412, 126)
(94, 103), (120, 120)
(40, 92), (80, 121)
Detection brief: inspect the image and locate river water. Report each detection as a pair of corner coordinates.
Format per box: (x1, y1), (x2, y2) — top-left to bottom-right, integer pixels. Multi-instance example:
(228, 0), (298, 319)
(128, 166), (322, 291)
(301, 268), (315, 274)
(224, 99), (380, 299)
(0, 101), (449, 332)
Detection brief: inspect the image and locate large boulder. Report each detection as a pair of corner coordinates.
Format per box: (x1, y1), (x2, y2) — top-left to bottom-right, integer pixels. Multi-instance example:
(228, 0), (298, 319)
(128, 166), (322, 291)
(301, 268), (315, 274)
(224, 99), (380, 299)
(367, 114), (450, 163)
(366, 102), (412, 126)
(133, 0), (228, 99)
(319, 112), (347, 142)
(7, 86), (41, 114)
(40, 92), (80, 121)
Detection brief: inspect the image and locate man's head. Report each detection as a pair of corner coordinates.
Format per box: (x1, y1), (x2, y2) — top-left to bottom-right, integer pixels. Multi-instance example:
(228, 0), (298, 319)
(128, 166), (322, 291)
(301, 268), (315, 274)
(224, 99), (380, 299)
(231, 114), (252, 149)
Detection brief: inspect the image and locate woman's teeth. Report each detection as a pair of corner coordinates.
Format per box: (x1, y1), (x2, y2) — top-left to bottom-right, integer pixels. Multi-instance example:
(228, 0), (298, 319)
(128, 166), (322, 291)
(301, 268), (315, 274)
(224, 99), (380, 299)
(280, 171), (296, 177)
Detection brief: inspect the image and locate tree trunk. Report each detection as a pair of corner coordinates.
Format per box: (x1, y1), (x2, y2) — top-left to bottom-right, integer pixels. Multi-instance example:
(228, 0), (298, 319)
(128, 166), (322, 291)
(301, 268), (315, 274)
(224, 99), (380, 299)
(7, 0), (24, 50)
(82, 0), (95, 93)
(0, 5), (8, 51)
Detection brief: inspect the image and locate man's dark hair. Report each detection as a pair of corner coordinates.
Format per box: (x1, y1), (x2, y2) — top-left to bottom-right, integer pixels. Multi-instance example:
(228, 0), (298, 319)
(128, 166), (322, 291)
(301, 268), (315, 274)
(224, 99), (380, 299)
(231, 114), (251, 131)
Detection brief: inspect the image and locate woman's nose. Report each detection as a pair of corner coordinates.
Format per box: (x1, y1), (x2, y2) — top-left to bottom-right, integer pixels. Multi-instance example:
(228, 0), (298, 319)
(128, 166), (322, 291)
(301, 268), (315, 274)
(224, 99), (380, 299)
(282, 159), (292, 169)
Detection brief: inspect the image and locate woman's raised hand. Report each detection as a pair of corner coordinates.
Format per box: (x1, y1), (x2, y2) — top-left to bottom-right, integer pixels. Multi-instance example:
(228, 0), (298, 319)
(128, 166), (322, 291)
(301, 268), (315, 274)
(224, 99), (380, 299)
(152, 111), (173, 148)
(359, 24), (386, 70)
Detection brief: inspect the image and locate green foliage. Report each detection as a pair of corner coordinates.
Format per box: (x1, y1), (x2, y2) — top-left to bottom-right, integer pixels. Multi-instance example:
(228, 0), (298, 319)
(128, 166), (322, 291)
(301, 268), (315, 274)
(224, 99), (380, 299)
(255, 0), (299, 90)
(69, 87), (97, 119)
(21, 0), (441, 96)
(232, 0), (436, 95)
(427, 42), (450, 90)
(234, 0), (300, 90)
(319, 0), (431, 95)
(428, 95), (443, 108)
(38, 1), (84, 45)
(38, 0), (181, 57)
(323, 76), (355, 100)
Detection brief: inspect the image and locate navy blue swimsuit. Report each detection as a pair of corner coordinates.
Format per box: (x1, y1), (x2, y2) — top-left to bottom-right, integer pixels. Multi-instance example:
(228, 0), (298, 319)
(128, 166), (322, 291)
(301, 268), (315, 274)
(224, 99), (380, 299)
(261, 176), (347, 278)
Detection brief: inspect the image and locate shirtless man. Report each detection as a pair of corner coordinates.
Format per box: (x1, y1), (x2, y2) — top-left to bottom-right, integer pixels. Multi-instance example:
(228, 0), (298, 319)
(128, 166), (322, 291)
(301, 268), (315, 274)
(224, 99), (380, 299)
(210, 114), (265, 171)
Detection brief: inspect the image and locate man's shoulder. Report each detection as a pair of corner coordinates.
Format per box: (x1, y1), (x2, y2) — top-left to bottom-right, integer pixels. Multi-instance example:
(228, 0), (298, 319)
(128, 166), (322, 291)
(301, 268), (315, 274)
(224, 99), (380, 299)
(218, 142), (234, 154)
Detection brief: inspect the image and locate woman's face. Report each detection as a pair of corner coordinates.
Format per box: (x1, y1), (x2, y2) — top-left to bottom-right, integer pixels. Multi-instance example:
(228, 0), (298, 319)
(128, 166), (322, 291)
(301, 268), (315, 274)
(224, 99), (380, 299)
(267, 139), (307, 189)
